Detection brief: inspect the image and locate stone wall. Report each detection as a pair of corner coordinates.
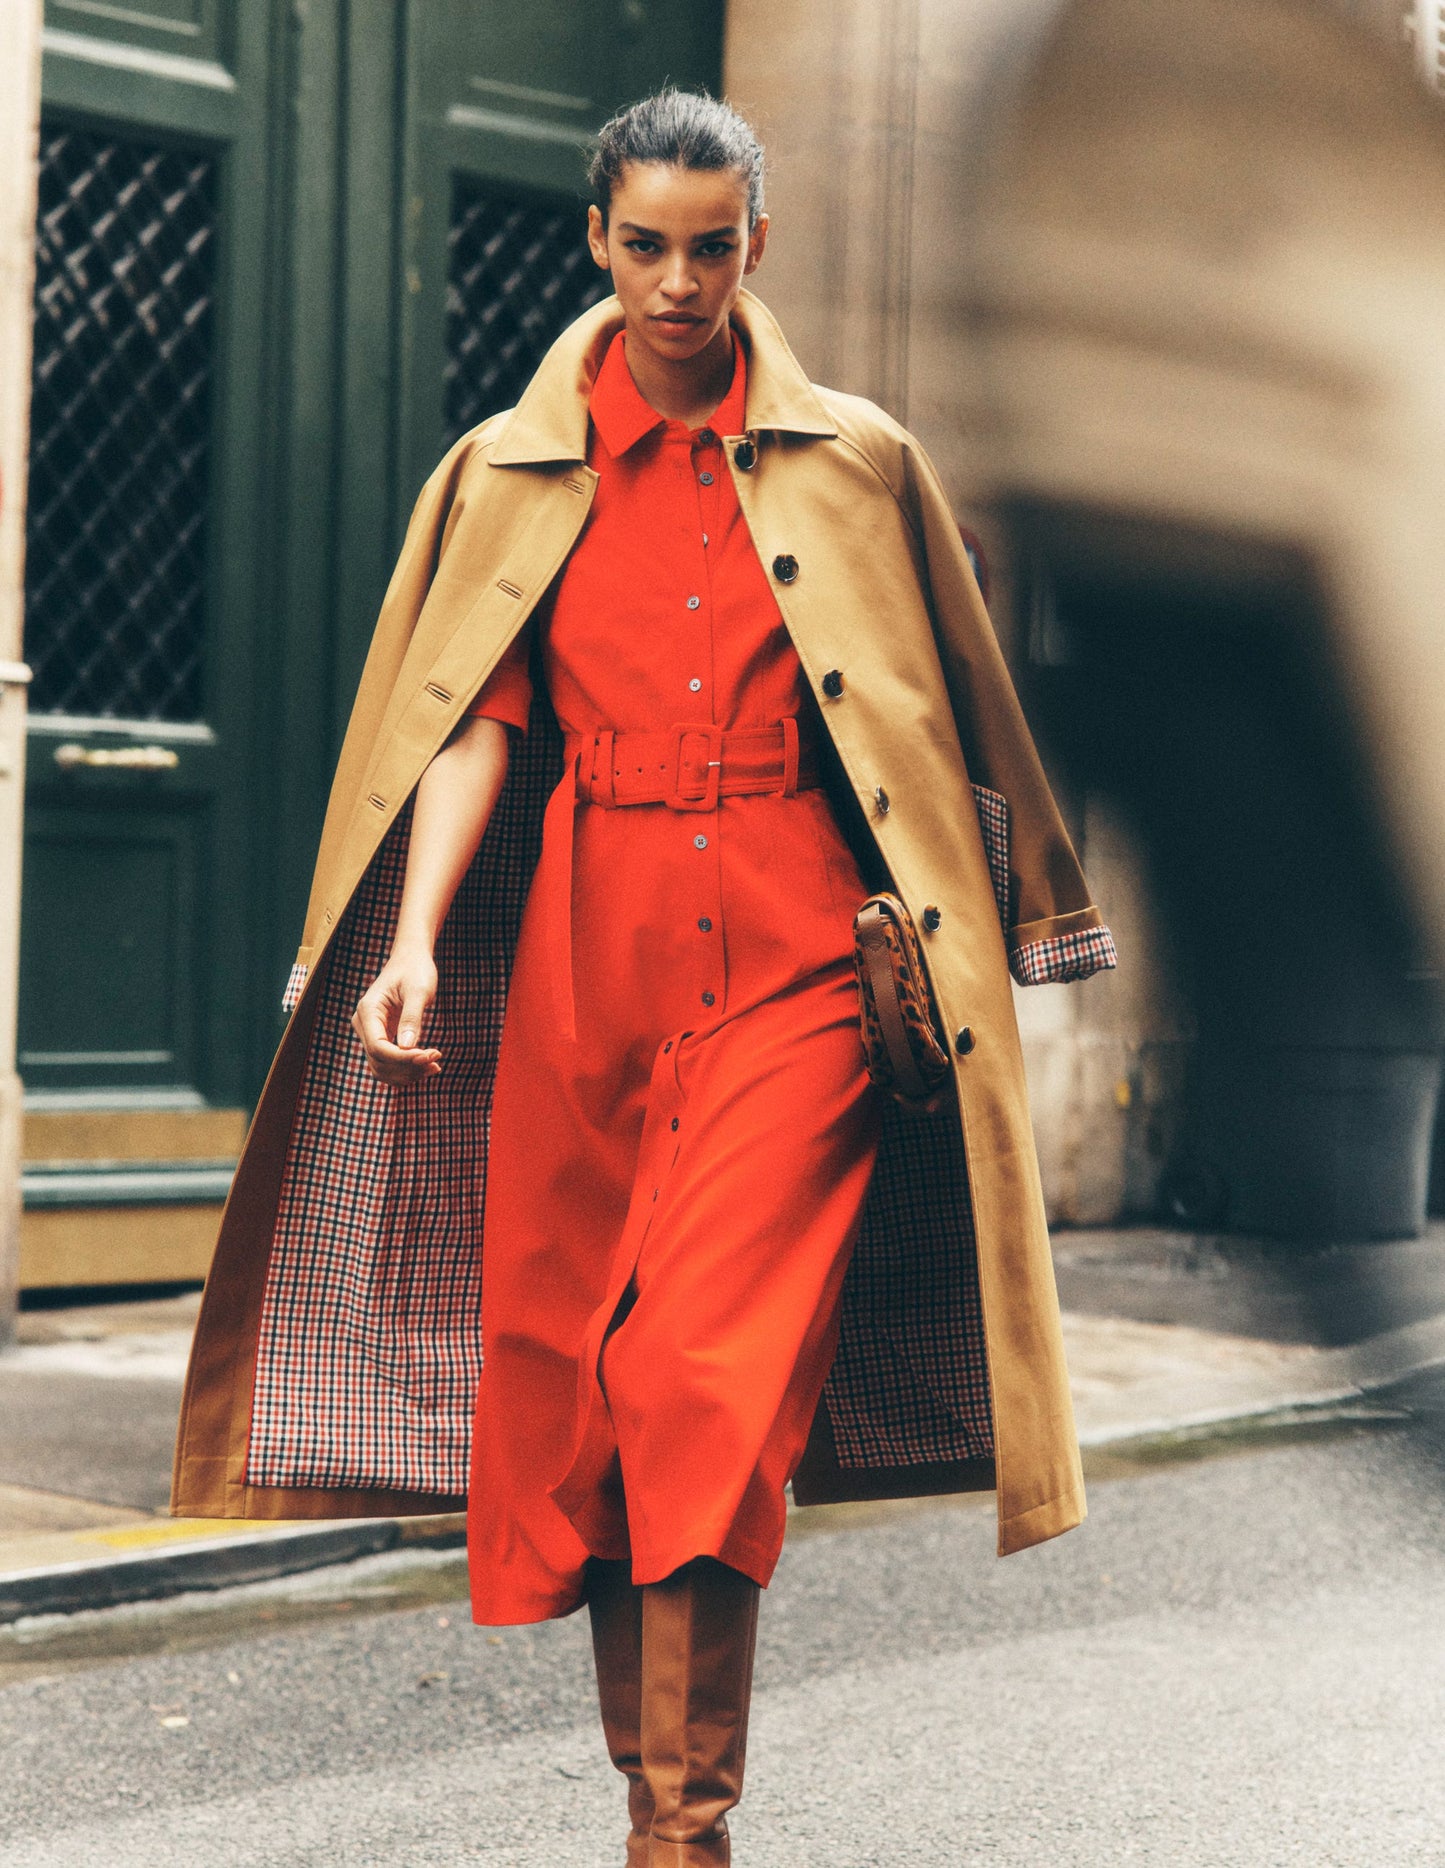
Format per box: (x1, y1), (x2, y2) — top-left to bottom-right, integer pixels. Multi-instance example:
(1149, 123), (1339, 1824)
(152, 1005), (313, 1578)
(723, 0), (1433, 1228)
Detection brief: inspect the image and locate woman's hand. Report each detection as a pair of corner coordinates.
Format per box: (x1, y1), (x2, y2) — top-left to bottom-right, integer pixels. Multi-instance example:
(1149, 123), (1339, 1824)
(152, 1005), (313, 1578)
(349, 715), (512, 1088)
(352, 945), (442, 1085)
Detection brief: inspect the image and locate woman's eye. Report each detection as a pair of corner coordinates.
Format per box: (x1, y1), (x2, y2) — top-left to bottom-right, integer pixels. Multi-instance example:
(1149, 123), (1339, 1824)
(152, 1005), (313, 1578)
(625, 239), (659, 255)
(698, 242), (735, 258)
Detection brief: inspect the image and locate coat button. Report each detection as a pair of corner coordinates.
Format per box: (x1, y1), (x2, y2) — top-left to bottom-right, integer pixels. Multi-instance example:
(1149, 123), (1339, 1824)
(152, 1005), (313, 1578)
(772, 553), (798, 584)
(874, 785), (890, 815)
(821, 669), (844, 698)
(702, 990), (716, 1006)
(671, 1116), (680, 1131)
(734, 439), (757, 471)
(954, 1026), (976, 1056)
(698, 916), (712, 932)
(922, 905), (942, 932)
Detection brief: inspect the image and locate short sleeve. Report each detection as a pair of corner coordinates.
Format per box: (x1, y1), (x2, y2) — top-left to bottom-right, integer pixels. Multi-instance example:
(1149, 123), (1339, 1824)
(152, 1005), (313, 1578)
(467, 623), (533, 733)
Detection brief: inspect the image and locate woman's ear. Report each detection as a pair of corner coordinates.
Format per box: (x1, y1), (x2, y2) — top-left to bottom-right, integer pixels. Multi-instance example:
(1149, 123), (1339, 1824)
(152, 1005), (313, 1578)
(586, 204), (611, 273)
(744, 213), (770, 277)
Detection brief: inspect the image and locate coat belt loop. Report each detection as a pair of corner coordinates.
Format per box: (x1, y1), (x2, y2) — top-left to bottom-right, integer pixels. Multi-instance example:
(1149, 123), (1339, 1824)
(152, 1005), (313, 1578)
(780, 715), (800, 797)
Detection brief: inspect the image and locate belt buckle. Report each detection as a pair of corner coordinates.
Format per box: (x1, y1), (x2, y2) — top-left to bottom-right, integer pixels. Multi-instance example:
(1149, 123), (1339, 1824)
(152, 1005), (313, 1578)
(666, 723), (723, 812)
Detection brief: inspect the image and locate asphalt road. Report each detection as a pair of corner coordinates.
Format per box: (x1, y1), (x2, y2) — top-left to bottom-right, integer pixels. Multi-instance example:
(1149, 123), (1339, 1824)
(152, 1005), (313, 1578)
(2, 1382), (1445, 1867)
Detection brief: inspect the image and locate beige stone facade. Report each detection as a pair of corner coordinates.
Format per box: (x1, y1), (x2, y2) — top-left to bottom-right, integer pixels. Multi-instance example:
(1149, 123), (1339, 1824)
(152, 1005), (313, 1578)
(725, 0), (1441, 1227)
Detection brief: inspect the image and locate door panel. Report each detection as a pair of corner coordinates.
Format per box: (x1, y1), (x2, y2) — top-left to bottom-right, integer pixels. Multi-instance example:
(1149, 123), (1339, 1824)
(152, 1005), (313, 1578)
(44, 0), (238, 68)
(18, 796), (202, 1092)
(23, 6), (273, 1115)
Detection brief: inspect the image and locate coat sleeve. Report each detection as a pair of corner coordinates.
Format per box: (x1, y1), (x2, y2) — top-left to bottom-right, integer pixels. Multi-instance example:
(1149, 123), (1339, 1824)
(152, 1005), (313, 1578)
(282, 436), (481, 1009)
(901, 438), (1117, 987)
(465, 618), (534, 733)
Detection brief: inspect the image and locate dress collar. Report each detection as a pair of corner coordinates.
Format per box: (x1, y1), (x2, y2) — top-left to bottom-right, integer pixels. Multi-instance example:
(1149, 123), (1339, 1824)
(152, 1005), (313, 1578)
(588, 329), (747, 459)
(488, 290), (835, 467)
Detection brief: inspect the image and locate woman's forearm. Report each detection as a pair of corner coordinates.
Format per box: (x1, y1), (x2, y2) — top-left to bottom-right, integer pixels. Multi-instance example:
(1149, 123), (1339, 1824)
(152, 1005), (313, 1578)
(392, 715), (511, 955)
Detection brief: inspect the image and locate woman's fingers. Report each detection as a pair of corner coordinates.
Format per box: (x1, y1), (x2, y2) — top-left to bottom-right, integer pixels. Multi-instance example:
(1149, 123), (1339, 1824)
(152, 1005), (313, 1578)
(353, 972), (441, 1086)
(352, 988), (393, 1053)
(396, 986), (432, 1051)
(358, 1031), (443, 1084)
(371, 1048), (442, 1085)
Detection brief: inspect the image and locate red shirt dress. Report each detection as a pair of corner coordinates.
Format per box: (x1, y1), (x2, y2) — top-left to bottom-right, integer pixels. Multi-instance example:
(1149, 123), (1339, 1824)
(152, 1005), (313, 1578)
(464, 331), (881, 1625)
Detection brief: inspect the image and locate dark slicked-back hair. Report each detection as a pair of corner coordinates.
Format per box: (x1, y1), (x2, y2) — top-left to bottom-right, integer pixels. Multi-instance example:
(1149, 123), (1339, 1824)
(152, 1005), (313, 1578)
(589, 89), (765, 229)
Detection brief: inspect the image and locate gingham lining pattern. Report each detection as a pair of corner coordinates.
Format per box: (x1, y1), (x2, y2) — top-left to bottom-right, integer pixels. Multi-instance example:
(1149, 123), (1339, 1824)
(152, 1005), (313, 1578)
(973, 780), (1117, 987)
(824, 1095), (993, 1463)
(247, 733), (1039, 1489)
(282, 962), (309, 1012)
(972, 784), (1012, 932)
(1011, 924), (1119, 987)
(246, 702), (564, 1492)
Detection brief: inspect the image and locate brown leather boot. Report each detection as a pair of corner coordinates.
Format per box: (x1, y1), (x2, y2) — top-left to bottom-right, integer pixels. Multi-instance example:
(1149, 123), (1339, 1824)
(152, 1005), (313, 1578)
(640, 1557), (760, 1867)
(586, 1557), (654, 1866)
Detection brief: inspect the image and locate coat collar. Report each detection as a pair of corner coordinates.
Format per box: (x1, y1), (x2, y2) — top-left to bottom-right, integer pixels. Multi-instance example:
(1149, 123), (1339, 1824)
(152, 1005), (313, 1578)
(589, 328), (748, 458)
(488, 288), (837, 466)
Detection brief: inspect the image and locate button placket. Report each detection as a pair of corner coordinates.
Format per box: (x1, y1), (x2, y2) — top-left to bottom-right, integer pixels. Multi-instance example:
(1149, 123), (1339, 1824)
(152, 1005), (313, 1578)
(687, 425), (722, 708)
(641, 1054), (687, 1213)
(691, 790), (726, 1019)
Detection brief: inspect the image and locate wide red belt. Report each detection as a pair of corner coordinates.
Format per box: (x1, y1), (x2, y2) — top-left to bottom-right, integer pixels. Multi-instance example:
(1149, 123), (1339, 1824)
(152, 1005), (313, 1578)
(570, 718), (821, 811)
(545, 716), (823, 1043)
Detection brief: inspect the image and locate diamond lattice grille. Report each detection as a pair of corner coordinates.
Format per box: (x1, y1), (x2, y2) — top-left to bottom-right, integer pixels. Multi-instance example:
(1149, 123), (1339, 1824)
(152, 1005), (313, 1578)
(25, 127), (217, 721)
(445, 181), (608, 446)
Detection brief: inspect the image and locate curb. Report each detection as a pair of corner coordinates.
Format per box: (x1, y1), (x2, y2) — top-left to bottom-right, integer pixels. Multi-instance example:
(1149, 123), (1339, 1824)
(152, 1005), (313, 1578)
(4, 1309), (1443, 1627)
(0, 1512), (465, 1626)
(1072, 1308), (1445, 1450)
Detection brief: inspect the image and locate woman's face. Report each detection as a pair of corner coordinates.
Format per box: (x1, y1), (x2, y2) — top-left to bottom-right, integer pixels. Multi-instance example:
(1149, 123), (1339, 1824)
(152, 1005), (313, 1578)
(587, 162), (768, 369)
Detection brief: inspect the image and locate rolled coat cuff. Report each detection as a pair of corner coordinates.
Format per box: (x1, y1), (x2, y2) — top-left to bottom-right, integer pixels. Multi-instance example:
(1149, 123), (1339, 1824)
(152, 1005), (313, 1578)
(1008, 906), (1118, 986)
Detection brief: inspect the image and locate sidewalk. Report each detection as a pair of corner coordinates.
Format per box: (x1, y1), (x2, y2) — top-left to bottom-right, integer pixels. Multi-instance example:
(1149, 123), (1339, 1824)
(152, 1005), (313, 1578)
(3, 1271), (1444, 1624)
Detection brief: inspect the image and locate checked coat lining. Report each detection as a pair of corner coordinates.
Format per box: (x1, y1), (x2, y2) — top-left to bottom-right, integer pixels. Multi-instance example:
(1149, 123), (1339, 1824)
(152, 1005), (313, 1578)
(252, 707), (1112, 1495)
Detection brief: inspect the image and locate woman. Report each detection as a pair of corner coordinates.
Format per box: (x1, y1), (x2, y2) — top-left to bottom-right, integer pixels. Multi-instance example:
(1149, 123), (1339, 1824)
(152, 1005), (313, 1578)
(173, 91), (1114, 1866)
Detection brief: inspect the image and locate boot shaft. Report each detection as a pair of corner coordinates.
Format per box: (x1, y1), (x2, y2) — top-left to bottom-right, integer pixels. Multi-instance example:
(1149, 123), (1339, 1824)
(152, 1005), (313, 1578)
(641, 1558), (760, 1854)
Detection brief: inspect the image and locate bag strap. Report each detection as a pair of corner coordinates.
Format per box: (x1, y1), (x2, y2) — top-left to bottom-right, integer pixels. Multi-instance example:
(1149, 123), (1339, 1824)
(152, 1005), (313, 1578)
(858, 908), (933, 1102)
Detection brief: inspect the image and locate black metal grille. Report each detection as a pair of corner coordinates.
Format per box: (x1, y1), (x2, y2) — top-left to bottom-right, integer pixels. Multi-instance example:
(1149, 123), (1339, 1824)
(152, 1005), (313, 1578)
(445, 181), (608, 445)
(25, 127), (217, 721)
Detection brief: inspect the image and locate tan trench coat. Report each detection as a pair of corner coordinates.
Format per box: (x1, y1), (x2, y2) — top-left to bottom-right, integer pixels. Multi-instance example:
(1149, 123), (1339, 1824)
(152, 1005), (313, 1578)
(172, 290), (1111, 1557)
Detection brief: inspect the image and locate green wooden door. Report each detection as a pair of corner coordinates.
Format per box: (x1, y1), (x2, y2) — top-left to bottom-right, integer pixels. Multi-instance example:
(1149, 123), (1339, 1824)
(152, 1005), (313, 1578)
(21, 1), (277, 1115)
(19, 0), (723, 1194)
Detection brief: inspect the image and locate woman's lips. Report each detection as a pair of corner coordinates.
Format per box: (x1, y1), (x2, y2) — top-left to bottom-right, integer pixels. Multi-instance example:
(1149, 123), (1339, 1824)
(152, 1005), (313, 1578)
(653, 313), (703, 326)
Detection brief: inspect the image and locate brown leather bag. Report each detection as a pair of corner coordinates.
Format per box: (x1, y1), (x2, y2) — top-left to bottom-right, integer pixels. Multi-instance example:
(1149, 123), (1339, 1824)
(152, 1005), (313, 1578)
(853, 894), (951, 1108)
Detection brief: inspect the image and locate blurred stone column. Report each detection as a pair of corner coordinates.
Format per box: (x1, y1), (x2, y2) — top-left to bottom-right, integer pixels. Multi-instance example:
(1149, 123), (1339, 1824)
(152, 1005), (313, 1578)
(723, 0), (924, 412)
(0, 1), (41, 1346)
